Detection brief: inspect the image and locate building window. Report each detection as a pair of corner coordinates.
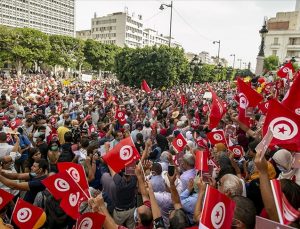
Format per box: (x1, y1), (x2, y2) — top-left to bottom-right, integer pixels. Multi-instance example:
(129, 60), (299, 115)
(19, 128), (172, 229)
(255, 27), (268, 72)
(272, 50), (277, 56)
(289, 37), (300, 45)
(273, 37), (279, 45)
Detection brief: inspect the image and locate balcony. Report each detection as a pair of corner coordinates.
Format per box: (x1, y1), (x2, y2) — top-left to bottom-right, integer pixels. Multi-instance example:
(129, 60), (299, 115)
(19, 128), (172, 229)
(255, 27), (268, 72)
(286, 44), (300, 50)
(270, 43), (280, 49)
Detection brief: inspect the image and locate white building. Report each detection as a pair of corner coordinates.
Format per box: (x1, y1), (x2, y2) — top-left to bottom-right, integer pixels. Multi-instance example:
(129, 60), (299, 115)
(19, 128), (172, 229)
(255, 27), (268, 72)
(0, 0), (75, 36)
(265, 0), (300, 63)
(198, 51), (211, 64)
(76, 11), (181, 48)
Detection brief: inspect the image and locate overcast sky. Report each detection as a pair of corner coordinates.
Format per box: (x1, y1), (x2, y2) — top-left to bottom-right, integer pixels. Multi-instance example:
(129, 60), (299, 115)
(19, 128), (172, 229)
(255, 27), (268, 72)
(76, 0), (297, 71)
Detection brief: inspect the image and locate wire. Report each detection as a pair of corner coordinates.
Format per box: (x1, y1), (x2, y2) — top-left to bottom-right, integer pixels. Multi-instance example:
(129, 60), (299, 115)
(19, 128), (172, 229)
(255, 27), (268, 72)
(143, 10), (163, 23)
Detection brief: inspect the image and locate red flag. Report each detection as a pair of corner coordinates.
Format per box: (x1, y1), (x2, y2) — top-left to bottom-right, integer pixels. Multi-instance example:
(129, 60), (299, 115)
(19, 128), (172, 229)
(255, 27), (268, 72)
(0, 189), (14, 211)
(172, 133), (187, 153)
(263, 99), (300, 151)
(57, 162), (91, 198)
(258, 101), (270, 114)
(141, 80), (151, 93)
(282, 72), (300, 116)
(191, 108), (201, 129)
(207, 130), (227, 146)
(208, 85), (226, 129)
(277, 62), (295, 78)
(103, 87), (108, 99)
(195, 150), (209, 172)
(60, 189), (87, 219)
(255, 216), (296, 229)
(200, 186), (236, 229)
(75, 212), (106, 229)
(270, 179), (300, 225)
(180, 94), (187, 106)
(115, 110), (127, 126)
(12, 198), (46, 229)
(9, 119), (22, 130)
(102, 137), (140, 173)
(228, 145), (244, 158)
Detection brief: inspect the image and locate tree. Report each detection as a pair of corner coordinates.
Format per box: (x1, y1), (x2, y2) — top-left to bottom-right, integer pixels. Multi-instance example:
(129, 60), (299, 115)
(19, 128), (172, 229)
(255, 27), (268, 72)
(263, 55), (279, 72)
(0, 26), (50, 76)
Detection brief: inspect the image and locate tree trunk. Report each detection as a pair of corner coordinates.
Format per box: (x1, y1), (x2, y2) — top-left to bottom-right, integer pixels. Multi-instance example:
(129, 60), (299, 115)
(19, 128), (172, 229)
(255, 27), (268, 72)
(54, 65), (58, 76)
(79, 63), (82, 78)
(16, 60), (22, 77)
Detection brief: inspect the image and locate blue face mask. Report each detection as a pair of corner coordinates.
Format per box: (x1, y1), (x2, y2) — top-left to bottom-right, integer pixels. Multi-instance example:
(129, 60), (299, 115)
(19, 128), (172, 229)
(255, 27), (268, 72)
(134, 208), (139, 223)
(277, 165), (289, 173)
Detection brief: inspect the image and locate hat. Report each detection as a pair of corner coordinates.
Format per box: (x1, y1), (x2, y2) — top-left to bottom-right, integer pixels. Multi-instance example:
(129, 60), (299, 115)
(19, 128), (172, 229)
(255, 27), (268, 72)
(180, 115), (188, 122)
(172, 111), (180, 119)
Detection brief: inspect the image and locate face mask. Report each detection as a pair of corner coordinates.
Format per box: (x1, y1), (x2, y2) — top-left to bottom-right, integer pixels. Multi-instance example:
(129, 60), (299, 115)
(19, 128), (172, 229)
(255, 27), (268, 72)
(17, 114), (23, 118)
(277, 165), (289, 173)
(51, 146), (59, 151)
(133, 208), (139, 223)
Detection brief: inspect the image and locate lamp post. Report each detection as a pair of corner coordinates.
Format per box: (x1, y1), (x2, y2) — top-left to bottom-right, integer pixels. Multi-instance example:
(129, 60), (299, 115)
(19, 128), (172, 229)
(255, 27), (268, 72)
(237, 59), (242, 69)
(255, 17), (268, 75)
(243, 62), (247, 69)
(160, 1), (173, 47)
(230, 54), (235, 69)
(213, 40), (221, 64)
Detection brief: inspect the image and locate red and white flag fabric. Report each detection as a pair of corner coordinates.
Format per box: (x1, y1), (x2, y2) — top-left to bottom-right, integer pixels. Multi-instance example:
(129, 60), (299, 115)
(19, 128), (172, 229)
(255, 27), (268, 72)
(199, 186), (236, 229)
(255, 128), (273, 160)
(263, 99), (300, 151)
(57, 162), (91, 198)
(172, 133), (187, 153)
(228, 145), (244, 158)
(207, 130), (227, 146)
(277, 62), (295, 79)
(0, 189), (14, 211)
(115, 110), (127, 126)
(180, 94), (187, 107)
(141, 80), (151, 93)
(103, 87), (108, 99)
(195, 150), (209, 172)
(75, 212), (106, 229)
(208, 85), (226, 130)
(191, 108), (201, 129)
(12, 198), (46, 229)
(102, 137), (140, 173)
(282, 71), (300, 116)
(255, 216), (296, 229)
(258, 101), (270, 114)
(270, 179), (300, 225)
(9, 119), (22, 130)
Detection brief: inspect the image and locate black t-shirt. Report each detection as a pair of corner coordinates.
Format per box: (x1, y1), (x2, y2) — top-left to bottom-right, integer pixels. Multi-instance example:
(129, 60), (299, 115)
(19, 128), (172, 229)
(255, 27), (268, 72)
(38, 142), (49, 159)
(24, 174), (47, 204)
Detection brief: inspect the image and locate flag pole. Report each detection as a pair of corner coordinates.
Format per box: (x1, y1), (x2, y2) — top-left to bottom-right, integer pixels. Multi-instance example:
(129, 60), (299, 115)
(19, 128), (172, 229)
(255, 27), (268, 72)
(10, 197), (19, 224)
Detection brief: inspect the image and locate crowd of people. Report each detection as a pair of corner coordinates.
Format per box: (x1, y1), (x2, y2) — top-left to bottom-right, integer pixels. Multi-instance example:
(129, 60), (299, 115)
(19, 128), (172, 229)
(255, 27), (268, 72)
(0, 73), (299, 229)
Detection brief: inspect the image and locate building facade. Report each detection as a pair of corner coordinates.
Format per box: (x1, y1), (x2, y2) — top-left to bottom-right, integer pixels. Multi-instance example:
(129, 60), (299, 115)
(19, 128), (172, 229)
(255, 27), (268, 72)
(265, 0), (300, 63)
(76, 11), (181, 48)
(0, 0), (75, 36)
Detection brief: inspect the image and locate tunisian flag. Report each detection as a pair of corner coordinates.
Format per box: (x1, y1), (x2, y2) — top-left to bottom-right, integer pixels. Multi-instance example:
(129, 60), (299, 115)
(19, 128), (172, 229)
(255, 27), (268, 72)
(75, 212), (106, 229)
(180, 94), (187, 106)
(270, 179), (300, 225)
(199, 186), (236, 229)
(282, 72), (300, 116)
(57, 162), (91, 198)
(228, 145), (244, 158)
(208, 85), (226, 129)
(102, 137), (140, 173)
(263, 99), (300, 151)
(0, 189), (14, 211)
(12, 198), (46, 229)
(115, 110), (127, 126)
(195, 150), (209, 172)
(207, 130), (227, 146)
(277, 62), (295, 78)
(141, 80), (151, 93)
(9, 119), (22, 130)
(172, 133), (187, 153)
(258, 101), (270, 114)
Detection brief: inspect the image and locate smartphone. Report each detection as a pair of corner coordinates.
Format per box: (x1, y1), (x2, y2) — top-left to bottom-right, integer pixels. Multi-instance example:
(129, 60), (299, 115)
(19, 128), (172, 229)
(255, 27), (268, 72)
(168, 165), (175, 176)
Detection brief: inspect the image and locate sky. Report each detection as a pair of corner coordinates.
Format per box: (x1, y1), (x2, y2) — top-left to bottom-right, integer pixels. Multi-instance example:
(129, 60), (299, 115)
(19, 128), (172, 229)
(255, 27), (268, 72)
(75, 0), (297, 71)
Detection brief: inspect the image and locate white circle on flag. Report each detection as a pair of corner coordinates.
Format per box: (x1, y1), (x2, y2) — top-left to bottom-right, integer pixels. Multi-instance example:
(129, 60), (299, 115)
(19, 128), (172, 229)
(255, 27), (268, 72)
(213, 133), (223, 141)
(78, 217), (93, 229)
(17, 208), (32, 223)
(239, 93), (249, 109)
(211, 202), (226, 229)
(68, 167), (80, 183)
(282, 67), (289, 73)
(295, 108), (300, 115)
(265, 102), (269, 109)
(54, 178), (70, 192)
(191, 119), (199, 127)
(269, 117), (298, 140)
(177, 139), (183, 147)
(0, 197), (3, 205)
(120, 145), (133, 160)
(233, 148), (241, 156)
(69, 192), (80, 207)
(10, 121), (16, 127)
(117, 112), (123, 118)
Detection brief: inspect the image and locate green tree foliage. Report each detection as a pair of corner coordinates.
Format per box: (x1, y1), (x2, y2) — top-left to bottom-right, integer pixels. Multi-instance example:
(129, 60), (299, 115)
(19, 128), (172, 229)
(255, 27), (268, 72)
(114, 45), (191, 87)
(263, 55), (279, 72)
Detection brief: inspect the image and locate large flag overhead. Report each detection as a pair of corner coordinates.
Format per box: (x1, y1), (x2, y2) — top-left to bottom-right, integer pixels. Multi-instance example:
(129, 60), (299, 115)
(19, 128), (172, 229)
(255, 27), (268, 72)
(277, 61), (295, 79)
(282, 71), (300, 116)
(263, 99), (300, 151)
(102, 137), (140, 173)
(12, 198), (46, 229)
(199, 186), (236, 229)
(141, 80), (151, 93)
(0, 189), (14, 211)
(208, 85), (226, 130)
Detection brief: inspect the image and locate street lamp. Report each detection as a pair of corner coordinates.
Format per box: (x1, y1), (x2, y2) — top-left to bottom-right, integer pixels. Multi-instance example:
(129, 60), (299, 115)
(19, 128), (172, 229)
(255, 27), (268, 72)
(160, 1), (173, 47)
(258, 18), (268, 57)
(237, 59), (242, 69)
(213, 40), (221, 64)
(230, 54), (235, 69)
(243, 62), (247, 69)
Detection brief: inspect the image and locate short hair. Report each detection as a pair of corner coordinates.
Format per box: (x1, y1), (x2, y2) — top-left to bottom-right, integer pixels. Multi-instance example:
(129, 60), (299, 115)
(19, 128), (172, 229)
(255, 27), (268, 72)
(280, 179), (300, 210)
(151, 163), (162, 175)
(169, 209), (189, 229)
(36, 158), (48, 173)
(64, 131), (73, 142)
(183, 153), (195, 167)
(136, 133), (144, 142)
(222, 174), (243, 197)
(64, 120), (71, 126)
(38, 126), (46, 131)
(0, 132), (7, 141)
(80, 138), (90, 148)
(232, 196), (256, 229)
(248, 140), (260, 153)
(139, 208), (153, 226)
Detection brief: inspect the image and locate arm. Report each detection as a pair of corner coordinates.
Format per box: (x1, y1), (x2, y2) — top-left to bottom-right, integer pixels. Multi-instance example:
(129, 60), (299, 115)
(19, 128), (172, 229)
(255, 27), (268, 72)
(180, 178), (194, 200)
(147, 182), (163, 220)
(0, 175), (30, 191)
(168, 173), (182, 210)
(1, 170), (30, 181)
(254, 150), (279, 222)
(85, 156), (95, 182)
(193, 178), (207, 223)
(135, 164), (150, 202)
